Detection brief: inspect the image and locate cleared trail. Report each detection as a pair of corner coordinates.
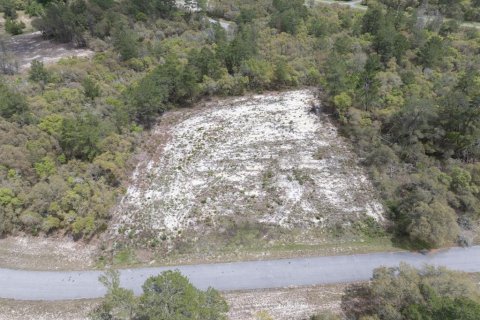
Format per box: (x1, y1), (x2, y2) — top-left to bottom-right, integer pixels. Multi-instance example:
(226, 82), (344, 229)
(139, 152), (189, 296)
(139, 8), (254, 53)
(1, 246), (479, 301)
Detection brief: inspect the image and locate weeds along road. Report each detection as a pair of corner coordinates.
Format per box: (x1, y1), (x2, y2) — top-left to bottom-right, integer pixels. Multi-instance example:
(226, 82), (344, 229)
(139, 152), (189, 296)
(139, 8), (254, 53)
(1, 246), (480, 301)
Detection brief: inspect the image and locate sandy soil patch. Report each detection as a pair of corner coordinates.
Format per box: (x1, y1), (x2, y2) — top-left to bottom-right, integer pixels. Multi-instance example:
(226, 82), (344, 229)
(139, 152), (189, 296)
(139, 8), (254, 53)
(1, 32), (93, 71)
(0, 299), (96, 320)
(0, 236), (97, 270)
(226, 284), (345, 320)
(111, 90), (384, 244)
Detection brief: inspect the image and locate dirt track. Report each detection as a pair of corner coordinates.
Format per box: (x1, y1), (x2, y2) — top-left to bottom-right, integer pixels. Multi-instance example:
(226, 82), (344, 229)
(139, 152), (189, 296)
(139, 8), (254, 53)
(2, 32), (93, 71)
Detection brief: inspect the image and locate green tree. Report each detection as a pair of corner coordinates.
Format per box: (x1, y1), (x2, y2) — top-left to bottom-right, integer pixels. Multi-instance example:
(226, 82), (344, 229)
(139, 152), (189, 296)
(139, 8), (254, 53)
(270, 0), (308, 34)
(29, 60), (50, 83)
(91, 270), (138, 320)
(418, 35), (444, 69)
(1, 0), (17, 19)
(127, 57), (199, 127)
(342, 264), (480, 320)
(82, 77), (101, 100)
(406, 201), (460, 249)
(34, 0), (88, 46)
(0, 81), (28, 122)
(112, 24), (139, 61)
(90, 270), (228, 320)
(59, 115), (101, 161)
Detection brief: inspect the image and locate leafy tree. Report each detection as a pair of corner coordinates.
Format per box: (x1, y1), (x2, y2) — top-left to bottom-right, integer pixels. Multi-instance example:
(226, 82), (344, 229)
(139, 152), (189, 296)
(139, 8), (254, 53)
(33, 0), (88, 46)
(418, 35), (445, 69)
(29, 60), (50, 83)
(270, 0), (308, 34)
(0, 0), (17, 19)
(112, 24), (139, 61)
(91, 270), (137, 320)
(90, 270), (228, 320)
(127, 57), (199, 127)
(220, 25), (257, 74)
(357, 54), (381, 111)
(342, 264), (480, 320)
(405, 201), (460, 249)
(0, 81), (28, 122)
(59, 115), (101, 161)
(82, 77), (101, 100)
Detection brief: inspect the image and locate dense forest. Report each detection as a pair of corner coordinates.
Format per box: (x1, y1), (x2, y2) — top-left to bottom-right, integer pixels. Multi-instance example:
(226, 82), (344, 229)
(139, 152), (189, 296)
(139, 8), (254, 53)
(0, 0), (480, 250)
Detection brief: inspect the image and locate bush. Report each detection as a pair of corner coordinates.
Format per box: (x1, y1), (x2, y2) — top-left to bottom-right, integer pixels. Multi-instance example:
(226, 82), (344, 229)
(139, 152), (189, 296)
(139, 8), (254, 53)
(29, 60), (50, 83)
(82, 77), (101, 100)
(1, 0), (17, 19)
(91, 270), (229, 320)
(342, 264), (480, 320)
(5, 18), (25, 35)
(0, 81), (29, 122)
(25, 0), (44, 16)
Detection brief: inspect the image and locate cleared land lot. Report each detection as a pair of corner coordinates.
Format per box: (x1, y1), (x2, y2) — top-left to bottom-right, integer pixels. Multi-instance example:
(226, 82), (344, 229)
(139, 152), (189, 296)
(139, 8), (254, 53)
(111, 90), (384, 255)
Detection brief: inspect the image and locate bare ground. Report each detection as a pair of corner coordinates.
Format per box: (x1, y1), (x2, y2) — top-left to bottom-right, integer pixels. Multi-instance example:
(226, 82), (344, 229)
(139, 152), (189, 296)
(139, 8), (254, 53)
(0, 284), (345, 320)
(109, 90), (384, 252)
(0, 236), (97, 270)
(1, 31), (93, 71)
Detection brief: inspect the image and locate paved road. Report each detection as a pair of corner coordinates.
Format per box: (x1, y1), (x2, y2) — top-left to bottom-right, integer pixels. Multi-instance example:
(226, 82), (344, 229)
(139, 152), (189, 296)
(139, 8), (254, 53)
(1, 246), (480, 301)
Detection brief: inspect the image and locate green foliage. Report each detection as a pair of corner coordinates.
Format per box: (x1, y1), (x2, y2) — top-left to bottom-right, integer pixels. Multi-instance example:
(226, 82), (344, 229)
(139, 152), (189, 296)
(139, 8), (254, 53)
(33, 0), (88, 46)
(5, 18), (25, 35)
(418, 35), (444, 69)
(270, 0), (308, 34)
(59, 115), (101, 161)
(25, 0), (44, 16)
(129, 0), (176, 19)
(342, 264), (480, 320)
(82, 77), (101, 100)
(38, 114), (63, 136)
(29, 60), (50, 83)
(127, 57), (199, 127)
(333, 92), (352, 116)
(112, 24), (139, 61)
(34, 157), (56, 178)
(405, 201), (460, 249)
(91, 270), (228, 320)
(1, 0), (17, 18)
(0, 81), (29, 122)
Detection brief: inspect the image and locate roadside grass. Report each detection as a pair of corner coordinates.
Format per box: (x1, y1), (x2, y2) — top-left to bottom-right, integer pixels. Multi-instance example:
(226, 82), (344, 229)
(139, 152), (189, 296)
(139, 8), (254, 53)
(103, 228), (397, 268)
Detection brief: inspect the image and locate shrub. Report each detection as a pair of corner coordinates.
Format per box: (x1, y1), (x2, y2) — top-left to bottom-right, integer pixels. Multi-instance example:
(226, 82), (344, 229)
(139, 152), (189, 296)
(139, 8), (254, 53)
(82, 77), (101, 100)
(5, 18), (25, 35)
(29, 60), (50, 83)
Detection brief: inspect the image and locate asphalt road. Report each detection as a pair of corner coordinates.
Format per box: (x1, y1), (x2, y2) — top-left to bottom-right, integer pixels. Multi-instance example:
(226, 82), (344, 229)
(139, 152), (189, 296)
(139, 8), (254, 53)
(1, 246), (480, 301)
